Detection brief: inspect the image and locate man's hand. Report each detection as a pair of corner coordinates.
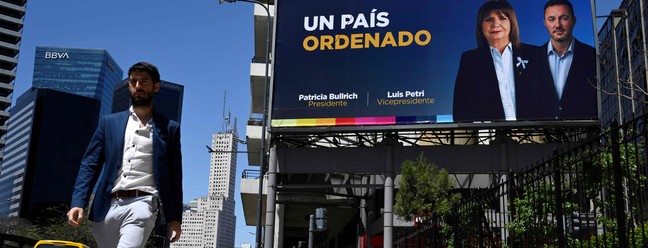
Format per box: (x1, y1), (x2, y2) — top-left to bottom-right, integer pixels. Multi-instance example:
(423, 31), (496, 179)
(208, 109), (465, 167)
(67, 207), (84, 227)
(168, 221), (182, 243)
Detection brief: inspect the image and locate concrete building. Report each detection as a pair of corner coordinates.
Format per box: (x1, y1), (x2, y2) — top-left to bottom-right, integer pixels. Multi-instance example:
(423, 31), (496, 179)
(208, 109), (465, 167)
(32, 46), (123, 116)
(0, 0), (27, 161)
(239, 0), (273, 246)
(172, 120), (238, 248)
(0, 88), (99, 217)
(112, 79), (184, 123)
(174, 197), (208, 247)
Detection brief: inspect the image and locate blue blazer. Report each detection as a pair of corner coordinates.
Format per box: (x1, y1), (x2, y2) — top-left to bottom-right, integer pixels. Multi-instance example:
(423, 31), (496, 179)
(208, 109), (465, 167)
(540, 39), (598, 120)
(453, 43), (554, 122)
(71, 110), (183, 223)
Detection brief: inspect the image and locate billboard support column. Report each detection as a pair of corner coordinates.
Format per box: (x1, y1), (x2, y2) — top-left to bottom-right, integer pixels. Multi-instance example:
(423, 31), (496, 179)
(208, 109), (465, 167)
(384, 173), (394, 248)
(265, 144), (278, 248)
(382, 138), (399, 248)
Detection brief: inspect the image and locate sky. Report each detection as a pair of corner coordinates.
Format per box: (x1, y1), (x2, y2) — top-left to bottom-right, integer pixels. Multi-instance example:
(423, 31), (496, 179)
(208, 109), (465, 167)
(15, 0), (621, 247)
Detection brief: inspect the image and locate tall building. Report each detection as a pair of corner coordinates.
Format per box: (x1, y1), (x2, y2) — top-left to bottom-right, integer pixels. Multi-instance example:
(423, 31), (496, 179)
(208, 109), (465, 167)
(112, 79), (184, 123)
(175, 197), (208, 247)
(0, 88), (100, 217)
(172, 118), (238, 248)
(598, 0), (648, 128)
(0, 0), (28, 161)
(32, 46), (123, 116)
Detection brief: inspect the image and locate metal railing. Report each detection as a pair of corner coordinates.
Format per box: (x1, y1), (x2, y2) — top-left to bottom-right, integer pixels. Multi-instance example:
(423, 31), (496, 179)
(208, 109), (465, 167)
(247, 118), (263, 126)
(395, 114), (648, 247)
(242, 169), (261, 179)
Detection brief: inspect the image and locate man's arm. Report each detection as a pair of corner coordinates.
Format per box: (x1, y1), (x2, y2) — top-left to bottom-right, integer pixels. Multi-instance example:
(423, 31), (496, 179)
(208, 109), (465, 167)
(68, 116), (106, 225)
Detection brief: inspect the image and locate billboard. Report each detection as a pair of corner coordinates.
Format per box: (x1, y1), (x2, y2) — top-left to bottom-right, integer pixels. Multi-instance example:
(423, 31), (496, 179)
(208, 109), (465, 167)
(271, 0), (596, 129)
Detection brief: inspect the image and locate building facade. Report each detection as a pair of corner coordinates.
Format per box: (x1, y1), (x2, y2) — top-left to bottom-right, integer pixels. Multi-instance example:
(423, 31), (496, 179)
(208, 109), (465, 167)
(32, 46), (123, 116)
(172, 123), (238, 248)
(0, 88), (100, 217)
(112, 79), (184, 123)
(598, 0), (648, 128)
(176, 197), (208, 247)
(0, 0), (28, 161)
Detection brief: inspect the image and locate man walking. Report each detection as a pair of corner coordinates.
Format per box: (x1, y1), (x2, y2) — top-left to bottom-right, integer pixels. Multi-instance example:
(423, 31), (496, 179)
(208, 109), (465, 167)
(67, 62), (183, 247)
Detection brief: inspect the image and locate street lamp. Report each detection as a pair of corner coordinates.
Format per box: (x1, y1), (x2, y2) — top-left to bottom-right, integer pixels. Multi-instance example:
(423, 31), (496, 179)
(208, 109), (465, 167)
(219, 0), (271, 247)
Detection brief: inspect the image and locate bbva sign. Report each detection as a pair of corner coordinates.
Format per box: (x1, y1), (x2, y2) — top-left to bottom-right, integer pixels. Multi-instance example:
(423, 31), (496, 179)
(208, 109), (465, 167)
(44, 52), (69, 59)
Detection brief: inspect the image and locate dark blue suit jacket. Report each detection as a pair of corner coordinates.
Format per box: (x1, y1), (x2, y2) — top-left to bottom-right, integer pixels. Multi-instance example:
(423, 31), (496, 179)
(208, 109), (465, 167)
(540, 39), (598, 120)
(71, 110), (183, 224)
(453, 43), (554, 122)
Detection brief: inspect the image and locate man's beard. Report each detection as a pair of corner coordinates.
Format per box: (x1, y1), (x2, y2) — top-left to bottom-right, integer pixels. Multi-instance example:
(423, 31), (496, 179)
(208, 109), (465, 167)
(131, 93), (154, 107)
(552, 29), (569, 42)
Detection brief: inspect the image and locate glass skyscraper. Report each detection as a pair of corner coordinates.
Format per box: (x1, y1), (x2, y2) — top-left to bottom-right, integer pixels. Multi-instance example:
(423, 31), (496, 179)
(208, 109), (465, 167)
(0, 88), (100, 217)
(32, 46), (123, 116)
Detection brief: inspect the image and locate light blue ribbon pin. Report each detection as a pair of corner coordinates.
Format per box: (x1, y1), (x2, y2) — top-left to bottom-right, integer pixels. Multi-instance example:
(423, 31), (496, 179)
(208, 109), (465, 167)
(516, 56), (528, 69)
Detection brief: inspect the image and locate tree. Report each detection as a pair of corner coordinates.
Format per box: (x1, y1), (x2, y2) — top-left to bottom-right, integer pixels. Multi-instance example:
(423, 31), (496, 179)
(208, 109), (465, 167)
(394, 153), (460, 223)
(23, 204), (97, 247)
(0, 216), (34, 235)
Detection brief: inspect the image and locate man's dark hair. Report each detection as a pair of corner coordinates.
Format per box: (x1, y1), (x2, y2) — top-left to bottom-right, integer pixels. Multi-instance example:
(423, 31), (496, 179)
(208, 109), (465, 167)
(544, 0), (575, 18)
(128, 62), (160, 83)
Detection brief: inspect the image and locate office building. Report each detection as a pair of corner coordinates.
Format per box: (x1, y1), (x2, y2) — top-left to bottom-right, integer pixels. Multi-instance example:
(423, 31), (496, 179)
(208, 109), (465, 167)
(0, 0), (28, 161)
(172, 120), (238, 248)
(175, 197), (208, 247)
(598, 0), (648, 128)
(32, 46), (123, 116)
(0, 88), (100, 217)
(174, 197), (207, 247)
(112, 79), (184, 123)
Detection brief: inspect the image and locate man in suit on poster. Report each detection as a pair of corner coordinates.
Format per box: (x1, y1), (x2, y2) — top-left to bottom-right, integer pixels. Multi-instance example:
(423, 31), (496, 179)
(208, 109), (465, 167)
(542, 0), (597, 120)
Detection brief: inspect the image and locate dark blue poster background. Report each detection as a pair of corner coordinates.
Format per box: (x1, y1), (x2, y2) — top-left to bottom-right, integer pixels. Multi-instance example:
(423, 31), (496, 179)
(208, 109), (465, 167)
(271, 0), (594, 127)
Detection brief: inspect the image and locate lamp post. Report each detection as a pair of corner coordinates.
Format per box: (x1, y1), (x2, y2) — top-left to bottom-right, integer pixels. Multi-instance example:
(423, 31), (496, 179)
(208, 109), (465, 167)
(219, 0), (271, 247)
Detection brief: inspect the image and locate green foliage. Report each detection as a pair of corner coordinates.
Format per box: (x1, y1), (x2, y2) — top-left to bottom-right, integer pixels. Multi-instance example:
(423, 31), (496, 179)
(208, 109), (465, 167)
(575, 132), (646, 241)
(568, 134), (648, 247)
(0, 205), (165, 247)
(567, 221), (648, 247)
(26, 205), (97, 247)
(0, 216), (35, 235)
(394, 153), (460, 222)
(504, 180), (578, 245)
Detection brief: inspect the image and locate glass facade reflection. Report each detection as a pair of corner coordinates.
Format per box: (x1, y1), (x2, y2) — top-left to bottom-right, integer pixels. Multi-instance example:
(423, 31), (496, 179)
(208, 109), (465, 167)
(33, 46), (123, 116)
(0, 89), (99, 217)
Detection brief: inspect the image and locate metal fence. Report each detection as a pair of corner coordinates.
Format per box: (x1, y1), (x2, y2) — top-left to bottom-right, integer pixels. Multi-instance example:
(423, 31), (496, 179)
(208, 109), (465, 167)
(395, 115), (648, 247)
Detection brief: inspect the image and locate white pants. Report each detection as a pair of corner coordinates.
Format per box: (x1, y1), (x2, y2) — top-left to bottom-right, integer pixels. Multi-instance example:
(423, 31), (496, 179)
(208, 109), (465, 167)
(92, 195), (158, 248)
